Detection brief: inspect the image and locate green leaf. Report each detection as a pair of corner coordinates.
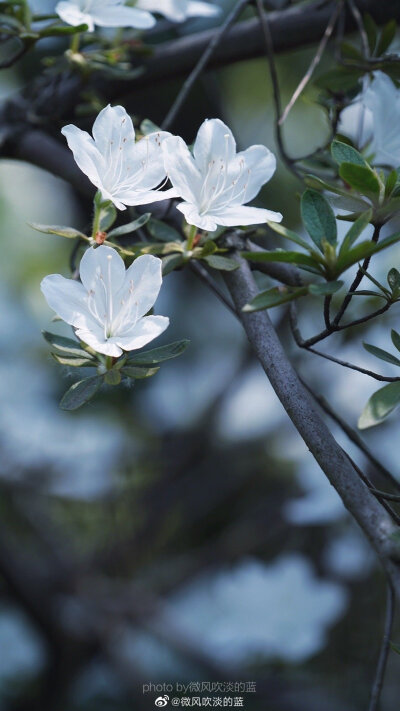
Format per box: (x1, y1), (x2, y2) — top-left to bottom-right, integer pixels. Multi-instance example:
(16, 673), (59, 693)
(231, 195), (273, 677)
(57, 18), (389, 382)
(266, 220), (312, 251)
(339, 162), (380, 196)
(336, 231), (400, 274)
(391, 330), (400, 353)
(358, 381), (400, 429)
(59, 375), (103, 411)
(99, 202), (117, 232)
(52, 353), (96, 367)
(241, 249), (323, 271)
(301, 189), (337, 250)
(147, 218), (182, 243)
(243, 286), (308, 312)
(121, 365), (160, 379)
(203, 255), (239, 271)
(140, 241), (183, 255)
(363, 343), (400, 366)
(42, 331), (95, 359)
(30, 223), (87, 239)
(104, 369), (121, 385)
(364, 13), (378, 54)
(197, 240), (217, 258)
(376, 19), (396, 55)
(107, 213), (150, 239)
(388, 268), (400, 292)
(331, 140), (366, 167)
(316, 67), (363, 92)
(308, 280), (343, 296)
(126, 340), (189, 365)
(385, 169), (398, 198)
(39, 22), (88, 36)
(339, 209), (373, 256)
(390, 642), (400, 656)
(162, 253), (184, 275)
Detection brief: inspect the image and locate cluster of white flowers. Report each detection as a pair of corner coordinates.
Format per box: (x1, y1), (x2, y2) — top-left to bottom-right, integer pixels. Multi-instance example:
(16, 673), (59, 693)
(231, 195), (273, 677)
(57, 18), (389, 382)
(56, 0), (220, 32)
(41, 104), (281, 357)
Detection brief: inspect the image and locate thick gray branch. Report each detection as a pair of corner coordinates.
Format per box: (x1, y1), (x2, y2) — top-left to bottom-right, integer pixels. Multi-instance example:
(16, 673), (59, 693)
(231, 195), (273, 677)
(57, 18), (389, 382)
(224, 254), (400, 596)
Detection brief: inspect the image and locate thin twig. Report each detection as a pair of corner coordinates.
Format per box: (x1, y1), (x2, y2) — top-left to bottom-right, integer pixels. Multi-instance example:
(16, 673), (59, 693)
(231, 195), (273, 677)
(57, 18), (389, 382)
(368, 581), (396, 711)
(347, 0), (369, 58)
(254, 0), (302, 180)
(279, 0), (343, 125)
(344, 454), (400, 527)
(301, 301), (391, 349)
(190, 261), (237, 317)
(162, 0), (249, 130)
(300, 377), (400, 493)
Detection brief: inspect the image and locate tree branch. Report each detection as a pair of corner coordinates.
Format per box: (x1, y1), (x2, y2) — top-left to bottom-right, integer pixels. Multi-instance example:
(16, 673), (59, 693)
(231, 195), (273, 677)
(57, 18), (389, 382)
(223, 253), (400, 596)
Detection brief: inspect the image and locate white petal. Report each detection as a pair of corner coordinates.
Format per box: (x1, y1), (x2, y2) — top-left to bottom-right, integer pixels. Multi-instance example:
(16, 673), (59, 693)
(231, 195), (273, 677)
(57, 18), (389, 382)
(185, 1), (220, 17)
(115, 186), (179, 206)
(92, 104), (135, 156)
(41, 274), (95, 330)
(79, 245), (126, 295)
(114, 315), (169, 351)
(193, 118), (236, 174)
(125, 131), (172, 191)
(91, 4), (155, 28)
(61, 124), (104, 190)
(177, 202), (218, 231)
(208, 205), (283, 227)
(236, 145), (276, 202)
(124, 254), (163, 320)
(76, 327), (123, 357)
(162, 136), (203, 203)
(136, 0), (186, 21)
(56, 0), (94, 29)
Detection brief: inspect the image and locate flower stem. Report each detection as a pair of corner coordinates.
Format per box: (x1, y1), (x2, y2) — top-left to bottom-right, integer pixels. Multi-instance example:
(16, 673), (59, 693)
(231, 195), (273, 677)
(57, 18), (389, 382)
(70, 32), (81, 54)
(186, 224), (197, 251)
(105, 355), (113, 370)
(91, 197), (102, 239)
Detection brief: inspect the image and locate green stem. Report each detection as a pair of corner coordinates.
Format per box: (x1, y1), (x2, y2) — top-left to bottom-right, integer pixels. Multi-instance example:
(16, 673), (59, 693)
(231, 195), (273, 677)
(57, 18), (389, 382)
(186, 223), (197, 251)
(70, 32), (81, 53)
(91, 197), (102, 239)
(105, 355), (113, 370)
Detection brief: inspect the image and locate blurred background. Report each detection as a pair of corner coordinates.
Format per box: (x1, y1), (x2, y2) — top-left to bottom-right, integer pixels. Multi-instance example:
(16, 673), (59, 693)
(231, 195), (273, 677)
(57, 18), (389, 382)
(1, 1), (400, 709)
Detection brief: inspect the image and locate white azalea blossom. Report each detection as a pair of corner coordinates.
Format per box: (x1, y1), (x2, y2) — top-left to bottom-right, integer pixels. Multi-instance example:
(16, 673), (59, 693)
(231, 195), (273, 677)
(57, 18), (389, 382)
(339, 71), (400, 168)
(135, 0), (220, 23)
(55, 0), (155, 31)
(162, 118), (282, 231)
(41, 246), (169, 357)
(61, 105), (178, 210)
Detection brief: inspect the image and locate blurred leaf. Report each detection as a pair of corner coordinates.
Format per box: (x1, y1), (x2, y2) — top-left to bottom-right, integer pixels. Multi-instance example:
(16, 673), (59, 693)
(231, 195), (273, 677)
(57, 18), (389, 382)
(331, 140), (366, 167)
(99, 202), (117, 231)
(40, 22), (88, 36)
(339, 209), (373, 256)
(243, 286), (308, 312)
(52, 353), (96, 367)
(140, 241), (183, 255)
(30, 223), (87, 239)
(203, 255), (239, 271)
(126, 340), (189, 365)
(336, 231), (400, 274)
(316, 67), (363, 92)
(108, 213), (150, 238)
(391, 330), (400, 353)
(377, 20), (397, 55)
(162, 253), (184, 275)
(339, 162), (380, 196)
(358, 381), (400, 429)
(363, 342), (400, 366)
(301, 189), (337, 250)
(364, 13), (378, 54)
(385, 169), (398, 198)
(43, 331), (95, 359)
(266, 220), (312, 251)
(147, 218), (182, 243)
(122, 365), (160, 379)
(309, 280), (343, 295)
(104, 369), (121, 385)
(60, 375), (103, 411)
(388, 268), (400, 292)
(242, 249), (323, 271)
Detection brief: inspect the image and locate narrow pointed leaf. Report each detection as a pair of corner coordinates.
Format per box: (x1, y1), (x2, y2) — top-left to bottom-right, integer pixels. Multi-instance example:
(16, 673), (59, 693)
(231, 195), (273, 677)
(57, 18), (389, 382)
(126, 340), (189, 365)
(122, 366), (160, 379)
(108, 213), (150, 238)
(265, 220), (311, 251)
(30, 223), (87, 239)
(391, 330), (400, 353)
(59, 375), (103, 411)
(339, 162), (380, 196)
(52, 354), (96, 367)
(43, 331), (95, 359)
(308, 280), (343, 295)
(241, 249), (323, 271)
(363, 343), (400, 366)
(358, 381), (400, 429)
(243, 286), (308, 312)
(301, 189), (337, 250)
(203, 255), (239, 271)
(339, 209), (373, 256)
(147, 219), (182, 243)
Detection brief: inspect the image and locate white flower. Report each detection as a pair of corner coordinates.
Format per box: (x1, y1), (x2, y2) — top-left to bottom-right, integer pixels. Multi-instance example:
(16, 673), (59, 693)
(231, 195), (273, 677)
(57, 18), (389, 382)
(41, 246), (169, 357)
(135, 0), (220, 23)
(162, 118), (282, 231)
(62, 105), (178, 210)
(56, 0), (155, 31)
(339, 71), (400, 168)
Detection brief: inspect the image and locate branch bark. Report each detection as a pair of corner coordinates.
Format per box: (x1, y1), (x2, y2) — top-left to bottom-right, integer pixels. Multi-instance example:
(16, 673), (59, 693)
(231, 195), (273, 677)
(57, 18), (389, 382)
(224, 254), (400, 596)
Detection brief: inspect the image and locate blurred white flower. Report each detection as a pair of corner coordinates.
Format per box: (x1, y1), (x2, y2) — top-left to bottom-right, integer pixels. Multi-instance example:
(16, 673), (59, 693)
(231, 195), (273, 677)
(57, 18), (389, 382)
(339, 71), (400, 168)
(162, 118), (282, 231)
(62, 105), (178, 210)
(135, 0), (220, 22)
(41, 246), (169, 357)
(56, 0), (156, 31)
(164, 554), (348, 664)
